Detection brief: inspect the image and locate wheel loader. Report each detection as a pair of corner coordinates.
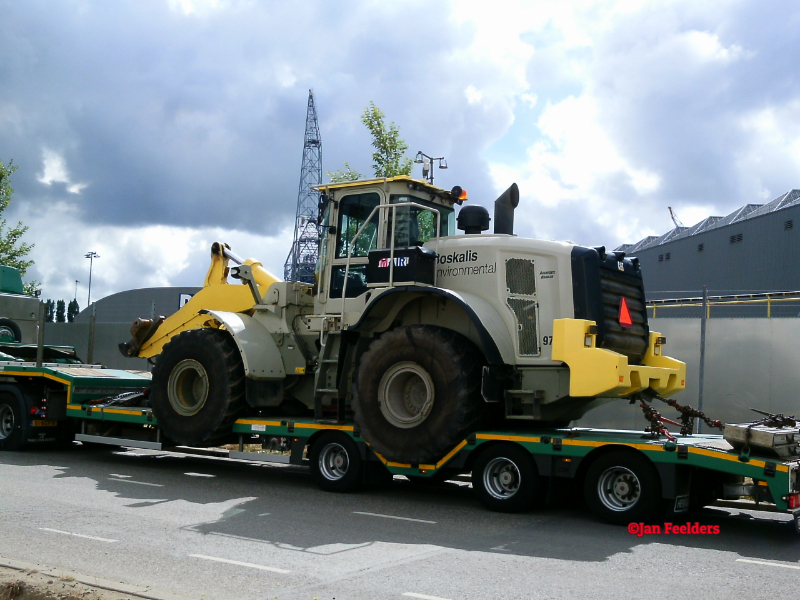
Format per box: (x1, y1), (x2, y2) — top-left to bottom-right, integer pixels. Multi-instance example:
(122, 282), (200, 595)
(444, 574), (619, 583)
(120, 176), (686, 464)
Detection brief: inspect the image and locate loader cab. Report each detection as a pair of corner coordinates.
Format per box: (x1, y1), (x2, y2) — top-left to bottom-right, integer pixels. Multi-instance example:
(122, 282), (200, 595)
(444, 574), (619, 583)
(313, 177), (461, 316)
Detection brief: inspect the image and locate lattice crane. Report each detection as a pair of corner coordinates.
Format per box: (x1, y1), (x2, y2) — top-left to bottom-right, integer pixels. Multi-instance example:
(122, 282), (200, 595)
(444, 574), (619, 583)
(284, 90), (322, 283)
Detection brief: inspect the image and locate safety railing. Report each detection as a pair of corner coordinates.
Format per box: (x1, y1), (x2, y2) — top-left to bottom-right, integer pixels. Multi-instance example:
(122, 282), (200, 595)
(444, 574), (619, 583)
(648, 290), (800, 318)
(341, 201), (441, 320)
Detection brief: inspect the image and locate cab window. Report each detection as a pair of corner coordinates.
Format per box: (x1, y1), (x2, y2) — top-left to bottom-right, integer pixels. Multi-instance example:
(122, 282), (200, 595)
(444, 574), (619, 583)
(335, 193), (381, 258)
(388, 195), (455, 248)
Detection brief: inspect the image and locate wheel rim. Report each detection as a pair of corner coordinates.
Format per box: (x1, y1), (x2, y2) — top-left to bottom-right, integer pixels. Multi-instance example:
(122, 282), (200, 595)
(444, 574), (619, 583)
(378, 361), (435, 429)
(597, 466), (641, 512)
(0, 404), (15, 440)
(483, 456), (521, 500)
(0, 326), (16, 343)
(167, 359), (209, 416)
(318, 442), (350, 481)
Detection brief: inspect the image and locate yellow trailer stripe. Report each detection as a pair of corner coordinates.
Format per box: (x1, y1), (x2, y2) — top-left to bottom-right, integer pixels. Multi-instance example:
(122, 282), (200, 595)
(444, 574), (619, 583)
(476, 434), (541, 443)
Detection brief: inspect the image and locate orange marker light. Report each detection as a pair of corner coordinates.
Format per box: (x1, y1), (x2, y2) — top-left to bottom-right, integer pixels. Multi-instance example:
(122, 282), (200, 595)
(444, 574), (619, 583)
(619, 297), (633, 328)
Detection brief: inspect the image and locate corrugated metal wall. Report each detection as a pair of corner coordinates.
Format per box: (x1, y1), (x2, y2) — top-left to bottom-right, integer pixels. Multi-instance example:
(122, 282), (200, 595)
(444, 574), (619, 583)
(632, 205), (800, 311)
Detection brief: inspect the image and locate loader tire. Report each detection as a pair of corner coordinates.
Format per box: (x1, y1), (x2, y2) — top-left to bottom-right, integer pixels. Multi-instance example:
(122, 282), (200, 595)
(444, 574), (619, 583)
(353, 325), (484, 464)
(151, 328), (246, 446)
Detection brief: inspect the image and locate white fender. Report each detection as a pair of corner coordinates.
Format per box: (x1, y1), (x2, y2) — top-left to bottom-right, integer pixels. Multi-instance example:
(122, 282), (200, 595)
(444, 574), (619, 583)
(202, 310), (285, 380)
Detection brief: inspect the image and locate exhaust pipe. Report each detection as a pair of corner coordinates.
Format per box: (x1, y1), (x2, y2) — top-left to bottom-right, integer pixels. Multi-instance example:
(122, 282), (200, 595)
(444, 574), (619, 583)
(494, 183), (519, 235)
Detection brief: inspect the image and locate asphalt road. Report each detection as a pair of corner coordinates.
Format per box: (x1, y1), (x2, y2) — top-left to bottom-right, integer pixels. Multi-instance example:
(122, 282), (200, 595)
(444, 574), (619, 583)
(1, 444), (798, 600)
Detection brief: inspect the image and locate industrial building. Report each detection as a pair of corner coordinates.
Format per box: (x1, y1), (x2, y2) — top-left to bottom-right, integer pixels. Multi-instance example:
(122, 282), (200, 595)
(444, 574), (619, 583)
(617, 189), (800, 313)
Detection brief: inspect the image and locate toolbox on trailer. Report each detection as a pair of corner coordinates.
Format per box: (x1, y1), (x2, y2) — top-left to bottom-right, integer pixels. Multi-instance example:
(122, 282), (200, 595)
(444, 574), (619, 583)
(724, 423), (800, 459)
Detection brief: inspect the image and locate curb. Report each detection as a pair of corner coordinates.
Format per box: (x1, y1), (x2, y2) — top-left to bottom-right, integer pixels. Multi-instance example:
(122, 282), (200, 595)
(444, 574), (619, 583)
(0, 555), (193, 600)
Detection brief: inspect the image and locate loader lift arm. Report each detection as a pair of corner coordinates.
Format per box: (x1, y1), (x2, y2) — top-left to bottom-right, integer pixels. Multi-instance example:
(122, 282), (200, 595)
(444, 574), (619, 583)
(119, 242), (280, 359)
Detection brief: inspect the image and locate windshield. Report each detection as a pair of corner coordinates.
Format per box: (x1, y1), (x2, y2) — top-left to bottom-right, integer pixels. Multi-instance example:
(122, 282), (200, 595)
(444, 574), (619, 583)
(388, 195), (455, 248)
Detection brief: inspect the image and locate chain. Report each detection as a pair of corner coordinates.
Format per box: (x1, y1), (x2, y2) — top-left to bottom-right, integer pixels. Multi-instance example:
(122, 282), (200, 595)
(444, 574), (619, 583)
(656, 396), (723, 435)
(639, 401), (677, 442)
(749, 408), (797, 428)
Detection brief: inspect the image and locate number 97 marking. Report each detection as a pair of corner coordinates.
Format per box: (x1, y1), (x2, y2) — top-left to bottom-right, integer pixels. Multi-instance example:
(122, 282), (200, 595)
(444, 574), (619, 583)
(542, 335), (553, 346)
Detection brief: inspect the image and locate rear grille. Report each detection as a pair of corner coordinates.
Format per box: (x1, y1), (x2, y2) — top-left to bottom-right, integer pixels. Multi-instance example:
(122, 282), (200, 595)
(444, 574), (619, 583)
(598, 269), (649, 362)
(506, 298), (539, 356)
(505, 258), (537, 295)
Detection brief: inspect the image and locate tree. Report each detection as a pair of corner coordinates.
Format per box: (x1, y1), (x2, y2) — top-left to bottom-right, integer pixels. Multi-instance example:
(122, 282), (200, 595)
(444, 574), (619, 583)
(56, 299), (66, 323)
(327, 102), (413, 182)
(67, 299), (80, 322)
(0, 160), (38, 295)
(44, 299), (55, 323)
(362, 102), (413, 178)
(327, 162), (363, 184)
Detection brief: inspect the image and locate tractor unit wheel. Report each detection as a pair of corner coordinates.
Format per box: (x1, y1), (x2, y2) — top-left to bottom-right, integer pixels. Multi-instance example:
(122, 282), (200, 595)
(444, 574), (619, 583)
(150, 328), (246, 446)
(309, 431), (364, 492)
(0, 393), (27, 451)
(0, 318), (22, 343)
(584, 450), (662, 524)
(472, 443), (543, 513)
(353, 325), (484, 465)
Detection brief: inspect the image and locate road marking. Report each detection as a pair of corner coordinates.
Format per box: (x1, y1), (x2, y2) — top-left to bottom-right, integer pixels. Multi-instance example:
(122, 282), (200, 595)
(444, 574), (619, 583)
(258, 513), (271, 516)
(109, 474), (131, 478)
(40, 528), (117, 543)
(107, 477), (163, 487)
(736, 558), (800, 570)
(189, 554), (290, 574)
(403, 593), (453, 600)
(184, 472), (215, 478)
(353, 511), (436, 524)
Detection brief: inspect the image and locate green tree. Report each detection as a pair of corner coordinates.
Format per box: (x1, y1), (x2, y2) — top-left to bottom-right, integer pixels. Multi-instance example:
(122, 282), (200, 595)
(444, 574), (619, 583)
(56, 299), (66, 323)
(362, 102), (413, 178)
(326, 102), (412, 182)
(0, 160), (38, 295)
(67, 299), (80, 322)
(45, 299), (55, 323)
(327, 162), (363, 184)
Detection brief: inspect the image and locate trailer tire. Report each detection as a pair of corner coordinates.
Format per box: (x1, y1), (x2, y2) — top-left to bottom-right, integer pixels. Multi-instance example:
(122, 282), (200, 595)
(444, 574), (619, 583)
(151, 328), (246, 446)
(472, 443), (543, 512)
(0, 319), (22, 343)
(353, 325), (484, 464)
(309, 431), (363, 492)
(584, 450), (661, 524)
(0, 393), (27, 451)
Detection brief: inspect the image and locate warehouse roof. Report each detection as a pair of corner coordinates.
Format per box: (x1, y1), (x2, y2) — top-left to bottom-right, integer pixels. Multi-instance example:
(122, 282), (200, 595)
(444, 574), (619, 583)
(617, 189), (800, 252)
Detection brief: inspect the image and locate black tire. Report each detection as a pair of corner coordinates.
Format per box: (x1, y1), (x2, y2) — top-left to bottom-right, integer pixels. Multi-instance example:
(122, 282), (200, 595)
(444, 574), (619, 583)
(584, 450), (662, 524)
(150, 328), (246, 446)
(308, 431), (363, 492)
(352, 325), (484, 464)
(0, 394), (27, 451)
(0, 318), (22, 343)
(472, 443), (542, 512)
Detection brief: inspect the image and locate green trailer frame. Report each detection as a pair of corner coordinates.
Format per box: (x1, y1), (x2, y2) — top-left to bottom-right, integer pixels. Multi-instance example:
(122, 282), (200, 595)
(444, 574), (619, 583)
(2, 361), (799, 531)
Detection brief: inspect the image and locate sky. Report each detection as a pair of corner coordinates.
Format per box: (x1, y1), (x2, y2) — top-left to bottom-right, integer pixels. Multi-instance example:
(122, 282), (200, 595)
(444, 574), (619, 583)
(2, 0), (800, 306)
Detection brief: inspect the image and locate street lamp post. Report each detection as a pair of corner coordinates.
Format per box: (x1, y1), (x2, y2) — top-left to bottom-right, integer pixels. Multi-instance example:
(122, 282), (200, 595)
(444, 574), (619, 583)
(414, 151), (447, 185)
(85, 252), (99, 306)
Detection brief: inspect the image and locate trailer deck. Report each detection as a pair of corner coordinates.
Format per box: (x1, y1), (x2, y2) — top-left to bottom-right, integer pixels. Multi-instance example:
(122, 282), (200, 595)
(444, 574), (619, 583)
(2, 360), (799, 531)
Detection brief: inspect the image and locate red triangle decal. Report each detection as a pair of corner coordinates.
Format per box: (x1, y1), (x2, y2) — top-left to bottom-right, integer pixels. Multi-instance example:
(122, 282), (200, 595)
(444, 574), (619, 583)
(619, 297), (633, 328)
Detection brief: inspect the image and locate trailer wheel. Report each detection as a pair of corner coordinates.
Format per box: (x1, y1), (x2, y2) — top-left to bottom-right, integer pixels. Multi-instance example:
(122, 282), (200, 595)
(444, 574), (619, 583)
(151, 328), (246, 446)
(353, 325), (484, 464)
(309, 431), (363, 492)
(584, 451), (661, 524)
(0, 318), (22, 343)
(472, 443), (543, 513)
(0, 394), (27, 451)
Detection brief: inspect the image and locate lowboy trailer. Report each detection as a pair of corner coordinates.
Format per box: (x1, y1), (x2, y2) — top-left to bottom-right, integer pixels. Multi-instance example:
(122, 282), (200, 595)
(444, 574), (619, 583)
(2, 360), (799, 533)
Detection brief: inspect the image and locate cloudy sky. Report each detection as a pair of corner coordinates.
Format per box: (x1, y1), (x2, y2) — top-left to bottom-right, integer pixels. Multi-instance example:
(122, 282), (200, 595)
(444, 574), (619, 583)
(2, 0), (800, 305)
